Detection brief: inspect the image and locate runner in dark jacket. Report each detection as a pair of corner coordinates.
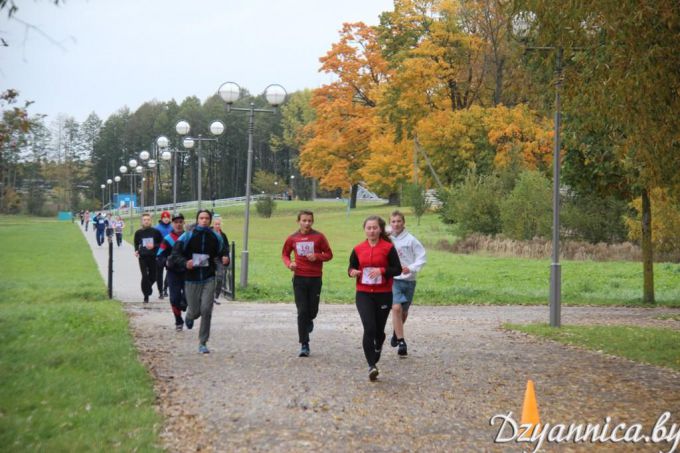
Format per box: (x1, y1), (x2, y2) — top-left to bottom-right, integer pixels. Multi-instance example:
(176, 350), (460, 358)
(134, 213), (163, 303)
(170, 210), (228, 353)
(158, 213), (186, 330)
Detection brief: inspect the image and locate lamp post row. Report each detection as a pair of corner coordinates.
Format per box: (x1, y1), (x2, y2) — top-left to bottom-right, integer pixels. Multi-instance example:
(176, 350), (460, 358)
(103, 82), (286, 289)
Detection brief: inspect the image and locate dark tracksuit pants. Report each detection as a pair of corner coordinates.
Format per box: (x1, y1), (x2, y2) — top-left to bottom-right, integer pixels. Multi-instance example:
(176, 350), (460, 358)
(167, 271), (186, 325)
(96, 228), (105, 245)
(138, 255), (157, 297)
(355, 291), (392, 367)
(115, 232), (123, 247)
(293, 276), (322, 345)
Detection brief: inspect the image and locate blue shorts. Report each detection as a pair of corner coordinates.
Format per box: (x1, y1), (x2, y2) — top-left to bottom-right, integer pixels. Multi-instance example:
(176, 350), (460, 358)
(392, 279), (416, 312)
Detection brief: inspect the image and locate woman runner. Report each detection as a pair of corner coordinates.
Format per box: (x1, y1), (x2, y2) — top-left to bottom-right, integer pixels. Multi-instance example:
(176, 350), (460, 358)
(348, 215), (402, 381)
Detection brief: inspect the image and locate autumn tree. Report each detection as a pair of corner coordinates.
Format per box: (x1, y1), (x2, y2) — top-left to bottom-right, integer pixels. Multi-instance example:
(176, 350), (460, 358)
(513, 0), (680, 303)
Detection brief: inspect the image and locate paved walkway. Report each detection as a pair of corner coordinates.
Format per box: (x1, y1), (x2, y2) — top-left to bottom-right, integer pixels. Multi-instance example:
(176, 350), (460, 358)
(80, 224), (680, 452)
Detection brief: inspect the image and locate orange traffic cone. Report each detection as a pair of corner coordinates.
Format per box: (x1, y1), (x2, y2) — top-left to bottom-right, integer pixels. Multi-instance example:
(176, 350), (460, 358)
(520, 379), (541, 436)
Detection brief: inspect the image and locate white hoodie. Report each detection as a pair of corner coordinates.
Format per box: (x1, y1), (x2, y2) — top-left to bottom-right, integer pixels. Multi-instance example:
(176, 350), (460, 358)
(390, 229), (427, 281)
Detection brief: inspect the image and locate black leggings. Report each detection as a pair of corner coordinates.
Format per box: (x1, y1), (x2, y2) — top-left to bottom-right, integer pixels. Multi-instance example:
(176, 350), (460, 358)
(138, 256), (157, 297)
(293, 276), (322, 344)
(355, 291), (392, 367)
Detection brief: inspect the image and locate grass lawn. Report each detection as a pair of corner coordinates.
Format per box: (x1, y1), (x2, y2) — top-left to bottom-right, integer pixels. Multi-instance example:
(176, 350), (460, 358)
(0, 216), (161, 451)
(505, 323), (680, 371)
(120, 200), (680, 306)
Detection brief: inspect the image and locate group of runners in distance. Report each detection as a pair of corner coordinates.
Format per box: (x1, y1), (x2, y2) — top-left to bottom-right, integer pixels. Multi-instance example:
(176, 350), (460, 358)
(84, 207), (426, 382)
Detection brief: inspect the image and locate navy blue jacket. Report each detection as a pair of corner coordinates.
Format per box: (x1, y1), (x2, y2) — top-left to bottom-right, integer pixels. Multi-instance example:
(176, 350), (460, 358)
(170, 226), (228, 283)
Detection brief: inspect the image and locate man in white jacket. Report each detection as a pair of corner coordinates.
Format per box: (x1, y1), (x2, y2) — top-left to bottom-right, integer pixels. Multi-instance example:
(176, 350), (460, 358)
(389, 210), (427, 357)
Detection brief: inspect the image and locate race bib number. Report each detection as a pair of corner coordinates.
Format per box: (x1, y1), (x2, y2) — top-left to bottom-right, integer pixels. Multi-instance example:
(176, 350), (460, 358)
(192, 253), (210, 267)
(142, 238), (154, 248)
(295, 241), (315, 257)
(361, 267), (383, 285)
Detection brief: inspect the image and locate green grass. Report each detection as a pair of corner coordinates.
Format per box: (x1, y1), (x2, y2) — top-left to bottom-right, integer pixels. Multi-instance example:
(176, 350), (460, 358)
(122, 200), (680, 306)
(0, 216), (161, 451)
(505, 323), (680, 371)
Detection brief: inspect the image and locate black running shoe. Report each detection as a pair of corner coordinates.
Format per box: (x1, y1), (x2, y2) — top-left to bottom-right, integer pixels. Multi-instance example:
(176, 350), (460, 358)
(369, 366), (379, 381)
(299, 343), (310, 357)
(398, 339), (408, 357)
(143, 296), (149, 303)
(390, 332), (398, 348)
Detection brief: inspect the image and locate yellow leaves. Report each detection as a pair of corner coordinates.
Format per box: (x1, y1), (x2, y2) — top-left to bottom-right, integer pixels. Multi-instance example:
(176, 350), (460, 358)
(626, 188), (680, 254)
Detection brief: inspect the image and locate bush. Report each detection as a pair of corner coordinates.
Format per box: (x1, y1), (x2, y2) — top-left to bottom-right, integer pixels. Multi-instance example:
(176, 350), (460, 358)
(403, 183), (430, 225)
(255, 195), (276, 218)
(562, 193), (628, 243)
(500, 171), (552, 240)
(439, 173), (502, 235)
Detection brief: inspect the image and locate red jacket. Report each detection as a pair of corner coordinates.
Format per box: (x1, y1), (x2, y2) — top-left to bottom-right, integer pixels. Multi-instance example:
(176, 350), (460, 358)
(282, 229), (333, 277)
(349, 238), (402, 293)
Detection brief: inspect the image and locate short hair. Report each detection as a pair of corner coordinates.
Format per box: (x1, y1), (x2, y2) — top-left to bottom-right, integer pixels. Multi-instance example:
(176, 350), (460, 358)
(390, 210), (405, 222)
(196, 209), (213, 222)
(297, 210), (314, 221)
(141, 213), (151, 219)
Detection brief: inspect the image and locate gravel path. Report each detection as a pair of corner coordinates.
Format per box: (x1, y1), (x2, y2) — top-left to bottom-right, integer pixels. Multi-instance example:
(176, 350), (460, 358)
(81, 224), (680, 452)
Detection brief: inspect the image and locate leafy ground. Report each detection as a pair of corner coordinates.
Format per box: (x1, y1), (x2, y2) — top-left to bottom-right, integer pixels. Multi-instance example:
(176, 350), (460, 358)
(505, 323), (680, 371)
(123, 201), (680, 306)
(0, 216), (161, 451)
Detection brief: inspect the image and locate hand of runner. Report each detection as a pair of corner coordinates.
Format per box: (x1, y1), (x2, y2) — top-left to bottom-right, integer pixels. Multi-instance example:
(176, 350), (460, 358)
(368, 268), (382, 279)
(402, 266), (410, 275)
(307, 254), (317, 262)
(289, 262), (297, 271)
(186, 259), (194, 270)
(349, 268), (361, 278)
(135, 251), (139, 258)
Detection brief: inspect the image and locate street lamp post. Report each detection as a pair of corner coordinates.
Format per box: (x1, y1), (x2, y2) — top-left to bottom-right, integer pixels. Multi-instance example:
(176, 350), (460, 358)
(218, 81), (286, 288)
(120, 158), (139, 235)
(100, 184), (106, 209)
(175, 120), (224, 211)
(106, 179), (113, 211)
(511, 14), (572, 328)
(158, 136), (187, 214)
(114, 176), (121, 214)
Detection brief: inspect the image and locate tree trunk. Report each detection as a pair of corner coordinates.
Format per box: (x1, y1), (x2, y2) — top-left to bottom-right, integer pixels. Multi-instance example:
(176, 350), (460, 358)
(641, 188), (655, 304)
(350, 183), (358, 209)
(388, 192), (400, 205)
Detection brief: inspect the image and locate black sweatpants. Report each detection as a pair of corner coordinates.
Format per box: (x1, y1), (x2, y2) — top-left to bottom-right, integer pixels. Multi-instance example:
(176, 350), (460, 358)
(115, 232), (123, 247)
(293, 276), (322, 344)
(355, 291), (392, 367)
(167, 271), (186, 325)
(138, 255), (157, 297)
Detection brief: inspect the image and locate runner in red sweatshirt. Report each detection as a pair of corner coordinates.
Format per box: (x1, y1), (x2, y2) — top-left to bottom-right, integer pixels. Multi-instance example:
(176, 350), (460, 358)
(281, 210), (333, 357)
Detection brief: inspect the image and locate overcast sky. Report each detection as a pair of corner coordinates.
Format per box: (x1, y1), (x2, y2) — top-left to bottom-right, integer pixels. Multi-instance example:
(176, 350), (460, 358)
(1, 0), (394, 123)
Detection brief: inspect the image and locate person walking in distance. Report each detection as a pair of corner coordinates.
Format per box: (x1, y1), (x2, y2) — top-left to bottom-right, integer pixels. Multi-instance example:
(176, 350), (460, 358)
(170, 210), (229, 354)
(388, 211), (427, 357)
(94, 212), (107, 246)
(281, 210), (333, 357)
(158, 213), (187, 330)
(154, 211), (173, 299)
(212, 216), (230, 304)
(134, 213), (162, 303)
(84, 210), (90, 231)
(348, 215), (402, 381)
(114, 216), (125, 247)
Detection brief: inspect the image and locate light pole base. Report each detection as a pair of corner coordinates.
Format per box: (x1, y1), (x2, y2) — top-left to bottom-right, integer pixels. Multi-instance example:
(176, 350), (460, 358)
(549, 263), (561, 327)
(240, 250), (249, 288)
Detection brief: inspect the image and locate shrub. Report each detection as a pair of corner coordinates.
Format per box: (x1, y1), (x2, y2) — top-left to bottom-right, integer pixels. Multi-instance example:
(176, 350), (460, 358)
(562, 193), (628, 244)
(440, 173), (502, 235)
(403, 183), (430, 225)
(255, 195), (276, 218)
(500, 171), (552, 240)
